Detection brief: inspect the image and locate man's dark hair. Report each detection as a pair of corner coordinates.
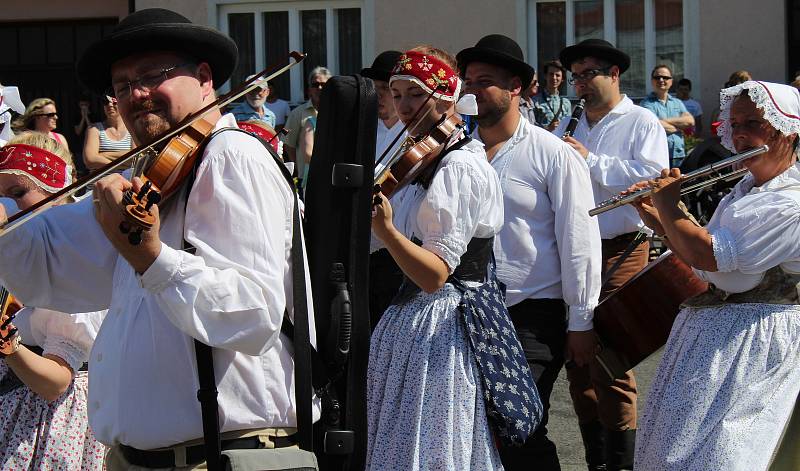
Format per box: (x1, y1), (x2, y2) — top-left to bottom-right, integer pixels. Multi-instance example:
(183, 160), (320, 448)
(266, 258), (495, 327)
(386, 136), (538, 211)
(677, 78), (692, 88)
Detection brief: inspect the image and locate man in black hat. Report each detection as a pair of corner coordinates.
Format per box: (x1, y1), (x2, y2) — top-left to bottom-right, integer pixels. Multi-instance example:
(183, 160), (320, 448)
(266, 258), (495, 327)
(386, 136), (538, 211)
(361, 50), (404, 164)
(0, 8), (318, 469)
(556, 38), (668, 471)
(458, 34), (602, 471)
(361, 50), (406, 327)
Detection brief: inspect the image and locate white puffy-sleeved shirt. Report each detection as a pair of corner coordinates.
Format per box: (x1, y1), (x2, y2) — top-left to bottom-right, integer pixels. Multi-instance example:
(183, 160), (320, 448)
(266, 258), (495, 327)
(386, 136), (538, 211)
(0, 114), (319, 449)
(556, 95), (669, 238)
(381, 137), (504, 271)
(473, 117), (602, 331)
(694, 163), (800, 292)
(13, 308), (104, 371)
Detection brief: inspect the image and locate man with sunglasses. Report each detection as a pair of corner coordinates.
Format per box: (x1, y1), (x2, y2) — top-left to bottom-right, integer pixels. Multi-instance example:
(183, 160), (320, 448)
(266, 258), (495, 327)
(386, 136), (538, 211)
(556, 39), (668, 471)
(640, 65), (694, 167)
(0, 8), (318, 469)
(283, 66), (331, 187)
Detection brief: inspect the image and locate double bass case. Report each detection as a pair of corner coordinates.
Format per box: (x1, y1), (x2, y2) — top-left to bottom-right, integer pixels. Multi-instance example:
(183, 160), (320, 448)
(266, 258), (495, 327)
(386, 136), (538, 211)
(303, 75), (377, 471)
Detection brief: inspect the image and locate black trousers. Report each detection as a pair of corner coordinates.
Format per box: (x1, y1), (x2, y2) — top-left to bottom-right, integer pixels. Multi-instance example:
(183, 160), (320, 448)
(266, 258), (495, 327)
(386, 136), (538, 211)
(499, 298), (568, 471)
(368, 248), (404, 330)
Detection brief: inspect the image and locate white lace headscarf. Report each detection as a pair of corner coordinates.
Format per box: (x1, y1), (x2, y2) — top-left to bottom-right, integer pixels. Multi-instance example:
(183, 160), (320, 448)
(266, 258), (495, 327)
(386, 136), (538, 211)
(717, 80), (800, 152)
(0, 85), (25, 147)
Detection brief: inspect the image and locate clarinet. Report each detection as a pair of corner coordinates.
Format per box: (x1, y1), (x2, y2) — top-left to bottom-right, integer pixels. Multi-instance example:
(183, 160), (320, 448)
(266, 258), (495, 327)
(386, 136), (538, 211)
(562, 98), (586, 138)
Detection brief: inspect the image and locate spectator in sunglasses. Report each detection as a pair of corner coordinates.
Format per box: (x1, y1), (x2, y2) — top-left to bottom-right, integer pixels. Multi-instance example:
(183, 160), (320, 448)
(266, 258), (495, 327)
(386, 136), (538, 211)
(12, 98), (70, 152)
(640, 65), (694, 167)
(282, 66), (331, 191)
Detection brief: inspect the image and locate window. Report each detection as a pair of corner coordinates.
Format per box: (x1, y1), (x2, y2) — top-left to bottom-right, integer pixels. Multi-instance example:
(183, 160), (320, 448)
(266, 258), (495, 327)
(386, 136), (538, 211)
(527, 0), (684, 97)
(217, 2), (363, 104)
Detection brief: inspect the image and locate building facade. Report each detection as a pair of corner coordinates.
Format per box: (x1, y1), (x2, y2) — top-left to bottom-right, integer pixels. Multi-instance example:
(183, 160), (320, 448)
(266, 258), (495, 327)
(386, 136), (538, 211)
(0, 0), (792, 140)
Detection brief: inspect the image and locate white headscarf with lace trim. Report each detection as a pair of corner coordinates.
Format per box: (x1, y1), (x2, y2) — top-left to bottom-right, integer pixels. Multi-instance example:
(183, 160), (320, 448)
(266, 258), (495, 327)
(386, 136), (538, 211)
(717, 80), (800, 152)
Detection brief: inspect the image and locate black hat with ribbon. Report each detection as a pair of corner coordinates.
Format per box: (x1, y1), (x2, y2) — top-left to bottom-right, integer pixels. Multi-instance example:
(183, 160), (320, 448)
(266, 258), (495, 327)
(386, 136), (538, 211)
(456, 34), (536, 88)
(361, 50), (403, 83)
(559, 38), (631, 74)
(77, 8), (238, 94)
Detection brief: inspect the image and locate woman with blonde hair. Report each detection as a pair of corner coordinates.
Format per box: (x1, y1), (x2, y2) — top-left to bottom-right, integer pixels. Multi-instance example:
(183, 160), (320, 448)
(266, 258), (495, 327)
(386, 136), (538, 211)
(0, 131), (105, 469)
(12, 98), (70, 151)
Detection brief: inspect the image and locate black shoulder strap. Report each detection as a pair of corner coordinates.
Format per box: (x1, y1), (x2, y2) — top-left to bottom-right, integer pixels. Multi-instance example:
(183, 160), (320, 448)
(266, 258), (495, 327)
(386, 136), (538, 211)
(185, 127), (315, 468)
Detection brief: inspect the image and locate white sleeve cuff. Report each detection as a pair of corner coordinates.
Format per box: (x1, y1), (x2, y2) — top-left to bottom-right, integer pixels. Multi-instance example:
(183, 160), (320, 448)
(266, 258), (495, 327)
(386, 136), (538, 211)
(42, 335), (87, 372)
(711, 227), (738, 272)
(139, 243), (182, 293)
(568, 305), (594, 331)
(585, 151), (599, 168)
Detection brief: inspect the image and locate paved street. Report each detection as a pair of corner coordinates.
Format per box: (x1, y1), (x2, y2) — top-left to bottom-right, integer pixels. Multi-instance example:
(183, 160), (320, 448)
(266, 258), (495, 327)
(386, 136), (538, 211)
(547, 350), (663, 470)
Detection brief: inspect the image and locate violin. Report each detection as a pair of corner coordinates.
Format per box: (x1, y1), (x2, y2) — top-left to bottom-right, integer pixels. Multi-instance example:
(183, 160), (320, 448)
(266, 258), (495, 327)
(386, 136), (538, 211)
(118, 117), (215, 244)
(0, 286), (22, 353)
(372, 83), (464, 198)
(374, 113), (464, 197)
(0, 52), (306, 242)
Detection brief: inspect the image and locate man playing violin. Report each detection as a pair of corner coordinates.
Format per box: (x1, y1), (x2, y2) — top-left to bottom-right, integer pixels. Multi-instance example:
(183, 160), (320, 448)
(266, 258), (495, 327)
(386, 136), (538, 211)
(0, 8), (317, 470)
(458, 34), (602, 471)
(555, 39), (668, 471)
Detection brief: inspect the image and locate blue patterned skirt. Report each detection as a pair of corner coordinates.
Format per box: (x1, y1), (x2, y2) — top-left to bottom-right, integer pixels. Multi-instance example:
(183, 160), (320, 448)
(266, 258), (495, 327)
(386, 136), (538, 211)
(366, 284), (504, 471)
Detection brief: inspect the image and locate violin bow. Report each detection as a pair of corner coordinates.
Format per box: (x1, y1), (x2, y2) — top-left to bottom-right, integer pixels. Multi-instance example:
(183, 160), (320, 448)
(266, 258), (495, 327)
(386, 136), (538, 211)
(0, 52), (306, 239)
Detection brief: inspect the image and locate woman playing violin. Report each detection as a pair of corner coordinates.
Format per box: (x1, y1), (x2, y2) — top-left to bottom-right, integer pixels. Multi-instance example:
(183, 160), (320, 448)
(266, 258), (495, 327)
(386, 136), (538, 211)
(629, 81), (800, 470)
(367, 46), (505, 470)
(0, 131), (106, 469)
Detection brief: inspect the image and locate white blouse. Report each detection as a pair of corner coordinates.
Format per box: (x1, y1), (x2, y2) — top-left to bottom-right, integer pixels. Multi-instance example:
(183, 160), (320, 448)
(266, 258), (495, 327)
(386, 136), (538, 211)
(13, 308), (104, 372)
(695, 163), (800, 292)
(384, 138), (504, 272)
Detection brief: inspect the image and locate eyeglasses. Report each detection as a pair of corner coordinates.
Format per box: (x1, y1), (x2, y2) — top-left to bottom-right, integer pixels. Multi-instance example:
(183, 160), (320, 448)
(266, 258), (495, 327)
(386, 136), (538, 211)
(108, 63), (193, 100)
(568, 67), (612, 85)
(309, 81), (327, 89)
(652, 75), (673, 81)
(34, 112), (58, 118)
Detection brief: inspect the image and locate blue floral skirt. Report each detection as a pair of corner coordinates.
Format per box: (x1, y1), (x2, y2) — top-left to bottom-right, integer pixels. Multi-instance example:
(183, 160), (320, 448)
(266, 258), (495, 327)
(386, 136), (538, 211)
(366, 284), (504, 471)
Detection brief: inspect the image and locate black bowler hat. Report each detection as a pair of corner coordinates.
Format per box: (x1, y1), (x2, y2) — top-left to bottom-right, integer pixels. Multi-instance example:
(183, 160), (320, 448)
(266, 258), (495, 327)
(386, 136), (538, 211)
(456, 34), (536, 88)
(559, 39), (630, 74)
(77, 8), (238, 94)
(361, 50), (402, 83)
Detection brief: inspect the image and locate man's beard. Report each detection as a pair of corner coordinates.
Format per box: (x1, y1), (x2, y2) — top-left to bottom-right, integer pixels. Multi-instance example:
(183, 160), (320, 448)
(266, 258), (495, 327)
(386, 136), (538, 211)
(127, 99), (170, 143)
(475, 92), (512, 128)
(246, 96), (266, 109)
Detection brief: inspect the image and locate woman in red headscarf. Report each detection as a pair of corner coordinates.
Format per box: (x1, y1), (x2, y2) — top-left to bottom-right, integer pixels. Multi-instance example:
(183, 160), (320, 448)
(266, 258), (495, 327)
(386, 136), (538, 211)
(367, 46), (506, 470)
(0, 131), (106, 470)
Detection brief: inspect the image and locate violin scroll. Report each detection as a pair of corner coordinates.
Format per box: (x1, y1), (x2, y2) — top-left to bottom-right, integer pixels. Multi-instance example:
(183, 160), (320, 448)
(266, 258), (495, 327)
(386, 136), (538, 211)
(119, 180), (162, 246)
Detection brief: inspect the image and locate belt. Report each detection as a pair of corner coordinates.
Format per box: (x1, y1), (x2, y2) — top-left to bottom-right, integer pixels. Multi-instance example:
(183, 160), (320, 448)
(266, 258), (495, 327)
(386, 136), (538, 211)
(602, 231), (642, 244)
(119, 434), (297, 468)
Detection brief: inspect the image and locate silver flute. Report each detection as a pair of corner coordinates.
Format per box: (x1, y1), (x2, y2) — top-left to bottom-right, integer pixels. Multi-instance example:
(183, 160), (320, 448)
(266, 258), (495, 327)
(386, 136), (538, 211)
(589, 144), (769, 217)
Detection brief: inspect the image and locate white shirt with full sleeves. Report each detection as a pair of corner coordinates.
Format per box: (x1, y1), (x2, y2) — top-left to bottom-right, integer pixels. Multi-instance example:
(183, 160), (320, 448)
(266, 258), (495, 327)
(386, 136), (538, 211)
(556, 95), (669, 238)
(694, 163), (800, 291)
(387, 138), (504, 271)
(0, 114), (319, 449)
(474, 117), (602, 331)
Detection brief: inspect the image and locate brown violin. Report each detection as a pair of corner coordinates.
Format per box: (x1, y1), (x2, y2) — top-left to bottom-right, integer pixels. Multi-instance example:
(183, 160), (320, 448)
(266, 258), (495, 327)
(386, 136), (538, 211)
(0, 52), (306, 242)
(0, 286), (22, 352)
(375, 113), (464, 197)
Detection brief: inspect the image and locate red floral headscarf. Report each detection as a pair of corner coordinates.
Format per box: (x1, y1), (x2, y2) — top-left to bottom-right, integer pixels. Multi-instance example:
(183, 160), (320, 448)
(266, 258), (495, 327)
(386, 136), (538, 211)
(390, 50), (461, 102)
(0, 143), (72, 193)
